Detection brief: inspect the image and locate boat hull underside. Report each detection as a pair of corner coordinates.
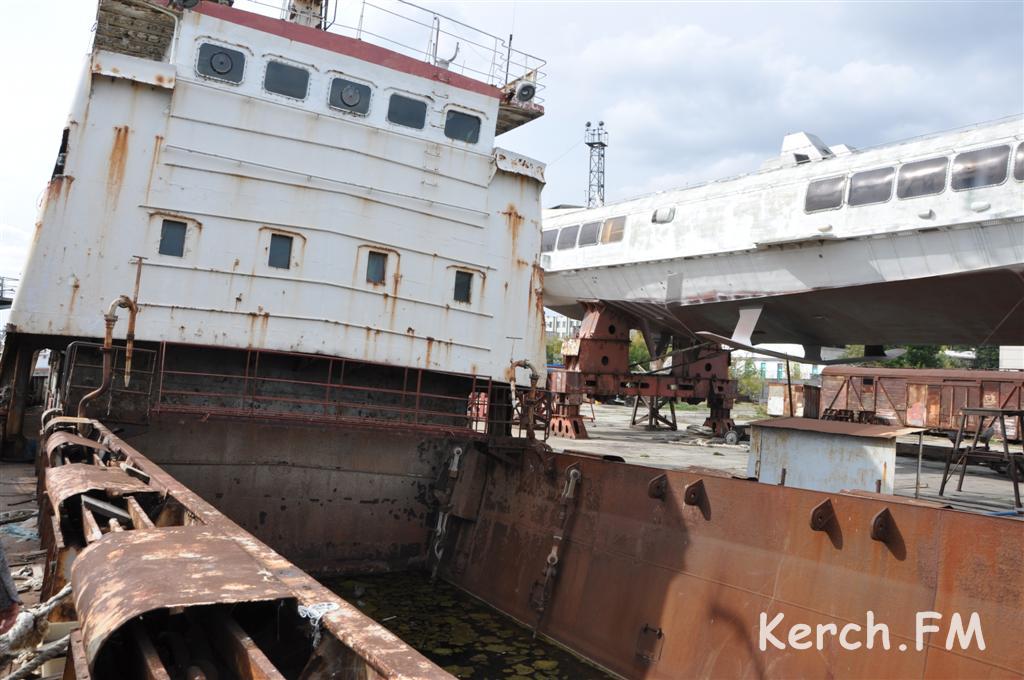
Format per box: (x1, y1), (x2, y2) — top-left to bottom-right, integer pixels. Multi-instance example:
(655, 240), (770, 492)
(548, 265), (1024, 346)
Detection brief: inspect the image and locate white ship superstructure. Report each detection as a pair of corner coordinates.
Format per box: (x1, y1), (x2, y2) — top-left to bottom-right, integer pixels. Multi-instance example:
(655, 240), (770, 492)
(543, 118), (1024, 348)
(0, 0), (549, 573)
(7, 0), (547, 380)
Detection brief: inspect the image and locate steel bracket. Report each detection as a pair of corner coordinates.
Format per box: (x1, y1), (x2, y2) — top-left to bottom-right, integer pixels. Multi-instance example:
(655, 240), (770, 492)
(648, 474), (668, 500)
(809, 499), (836, 532)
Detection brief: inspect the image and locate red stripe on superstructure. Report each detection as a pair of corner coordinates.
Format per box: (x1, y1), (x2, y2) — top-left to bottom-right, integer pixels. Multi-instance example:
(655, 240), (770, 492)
(194, 2), (502, 99)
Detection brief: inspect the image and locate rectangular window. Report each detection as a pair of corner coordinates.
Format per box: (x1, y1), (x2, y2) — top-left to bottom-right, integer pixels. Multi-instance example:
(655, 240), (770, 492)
(366, 251), (387, 284)
(541, 230), (558, 253)
(387, 94), (427, 129)
(158, 219), (186, 257)
(952, 145), (1010, 191)
(268, 234), (292, 269)
(1014, 142), (1024, 182)
(897, 157), (947, 199)
(197, 43), (245, 83)
(601, 216), (626, 243)
(444, 110), (481, 144)
(577, 221), (601, 247)
(848, 167), (894, 206)
(264, 60), (309, 100)
(454, 270), (473, 303)
(805, 176), (846, 212)
(556, 225), (579, 250)
(328, 77), (371, 115)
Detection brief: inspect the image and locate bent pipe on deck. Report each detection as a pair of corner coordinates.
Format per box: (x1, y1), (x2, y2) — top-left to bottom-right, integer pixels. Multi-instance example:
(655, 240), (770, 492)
(76, 295), (138, 418)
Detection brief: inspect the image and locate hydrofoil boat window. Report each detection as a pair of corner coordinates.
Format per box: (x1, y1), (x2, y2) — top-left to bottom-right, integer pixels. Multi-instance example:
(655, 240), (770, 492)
(848, 167), (895, 206)
(387, 94), (428, 129)
(601, 216), (626, 244)
(577, 222), (601, 247)
(444, 110), (482, 144)
(1014, 142), (1024, 181)
(329, 77), (371, 115)
(158, 220), (187, 258)
(557, 225), (580, 250)
(196, 43), (245, 84)
(951, 145), (1010, 190)
(651, 207), (676, 223)
(541, 230), (557, 253)
(264, 60), (310, 100)
(897, 157), (948, 199)
(804, 176), (846, 212)
(268, 234), (293, 269)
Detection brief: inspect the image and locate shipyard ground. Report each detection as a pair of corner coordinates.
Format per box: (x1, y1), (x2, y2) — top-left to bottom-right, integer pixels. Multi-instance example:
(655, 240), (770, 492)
(552, 402), (1023, 515)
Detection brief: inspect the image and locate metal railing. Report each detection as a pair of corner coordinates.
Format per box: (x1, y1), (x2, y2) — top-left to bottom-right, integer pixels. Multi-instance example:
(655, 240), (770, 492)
(234, 0), (546, 97)
(149, 342), (550, 439)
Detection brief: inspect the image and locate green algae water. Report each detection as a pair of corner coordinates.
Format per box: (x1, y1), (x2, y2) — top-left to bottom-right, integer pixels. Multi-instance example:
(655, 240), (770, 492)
(327, 572), (611, 679)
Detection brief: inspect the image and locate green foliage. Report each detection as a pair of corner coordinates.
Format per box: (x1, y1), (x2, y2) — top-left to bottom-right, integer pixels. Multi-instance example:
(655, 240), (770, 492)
(628, 331), (651, 370)
(730, 358), (764, 402)
(885, 345), (948, 369)
(841, 344), (1005, 370)
(545, 337), (564, 365)
(974, 346), (999, 370)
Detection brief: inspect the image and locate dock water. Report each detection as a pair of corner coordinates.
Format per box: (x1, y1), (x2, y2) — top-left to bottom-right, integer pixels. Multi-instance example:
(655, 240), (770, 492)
(327, 572), (611, 680)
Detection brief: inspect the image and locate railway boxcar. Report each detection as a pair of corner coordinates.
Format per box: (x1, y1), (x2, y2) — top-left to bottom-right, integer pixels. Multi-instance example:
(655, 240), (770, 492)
(820, 365), (1023, 440)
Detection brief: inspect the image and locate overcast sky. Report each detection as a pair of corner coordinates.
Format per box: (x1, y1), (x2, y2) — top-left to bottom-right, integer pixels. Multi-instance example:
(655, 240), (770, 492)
(1, 0), (1022, 282)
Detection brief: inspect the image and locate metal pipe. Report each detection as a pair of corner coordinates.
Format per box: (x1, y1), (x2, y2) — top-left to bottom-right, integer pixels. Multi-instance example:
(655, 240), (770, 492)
(77, 296), (138, 418)
(510, 359), (540, 440)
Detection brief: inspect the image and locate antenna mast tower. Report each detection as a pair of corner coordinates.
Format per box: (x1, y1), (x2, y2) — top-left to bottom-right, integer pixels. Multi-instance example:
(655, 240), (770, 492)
(585, 120), (608, 208)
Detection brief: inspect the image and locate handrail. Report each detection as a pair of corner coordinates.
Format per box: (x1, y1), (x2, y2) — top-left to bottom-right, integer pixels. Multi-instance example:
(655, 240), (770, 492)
(230, 0), (547, 97)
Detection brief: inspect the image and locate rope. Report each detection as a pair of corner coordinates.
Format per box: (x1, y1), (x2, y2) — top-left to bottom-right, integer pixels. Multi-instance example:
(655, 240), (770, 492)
(0, 584), (73, 661)
(2, 635), (70, 680)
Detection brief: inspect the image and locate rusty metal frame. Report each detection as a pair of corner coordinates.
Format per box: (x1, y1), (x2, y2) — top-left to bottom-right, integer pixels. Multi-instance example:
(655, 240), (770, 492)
(38, 418), (452, 679)
(68, 340), (551, 439)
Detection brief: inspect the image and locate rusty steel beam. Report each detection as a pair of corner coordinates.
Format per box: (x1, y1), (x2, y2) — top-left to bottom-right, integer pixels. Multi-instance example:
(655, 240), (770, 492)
(129, 621), (172, 680)
(203, 609), (286, 680)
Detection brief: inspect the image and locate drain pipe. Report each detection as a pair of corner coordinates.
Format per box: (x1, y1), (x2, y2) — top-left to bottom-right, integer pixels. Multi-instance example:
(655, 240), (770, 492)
(77, 295), (139, 418)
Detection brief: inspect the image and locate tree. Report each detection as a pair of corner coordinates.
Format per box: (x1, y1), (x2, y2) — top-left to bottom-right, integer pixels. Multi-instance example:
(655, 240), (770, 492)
(974, 346), (999, 370)
(545, 337), (564, 365)
(730, 358), (764, 402)
(628, 331), (651, 370)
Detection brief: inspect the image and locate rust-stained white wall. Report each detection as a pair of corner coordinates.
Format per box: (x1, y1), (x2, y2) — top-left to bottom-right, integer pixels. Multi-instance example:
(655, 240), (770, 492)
(9, 9), (547, 383)
(749, 425), (896, 494)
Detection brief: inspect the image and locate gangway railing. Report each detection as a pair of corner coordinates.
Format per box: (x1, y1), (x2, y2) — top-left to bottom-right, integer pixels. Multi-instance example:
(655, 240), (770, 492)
(235, 0), (546, 98)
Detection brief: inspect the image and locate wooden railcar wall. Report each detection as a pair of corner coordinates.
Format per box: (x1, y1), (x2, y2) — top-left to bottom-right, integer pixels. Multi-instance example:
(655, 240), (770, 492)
(820, 370), (1023, 439)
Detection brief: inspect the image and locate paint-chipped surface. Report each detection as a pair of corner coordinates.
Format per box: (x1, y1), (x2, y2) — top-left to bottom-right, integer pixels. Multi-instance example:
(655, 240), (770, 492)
(72, 525), (293, 664)
(45, 463), (152, 508)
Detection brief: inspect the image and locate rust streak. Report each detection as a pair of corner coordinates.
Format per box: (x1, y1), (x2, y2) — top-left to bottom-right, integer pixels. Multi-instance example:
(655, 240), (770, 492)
(106, 125), (130, 209)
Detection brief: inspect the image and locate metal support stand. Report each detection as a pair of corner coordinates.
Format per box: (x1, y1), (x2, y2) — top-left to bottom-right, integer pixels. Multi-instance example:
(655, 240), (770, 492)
(940, 407), (1023, 509)
(630, 395), (677, 431)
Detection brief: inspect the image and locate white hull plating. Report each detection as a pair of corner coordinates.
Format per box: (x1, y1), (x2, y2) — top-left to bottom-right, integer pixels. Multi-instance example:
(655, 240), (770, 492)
(8, 5), (547, 381)
(543, 117), (1024, 346)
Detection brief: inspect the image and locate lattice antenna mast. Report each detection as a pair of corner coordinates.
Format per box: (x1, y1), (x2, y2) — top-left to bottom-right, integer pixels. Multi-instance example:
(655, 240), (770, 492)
(585, 121), (608, 208)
